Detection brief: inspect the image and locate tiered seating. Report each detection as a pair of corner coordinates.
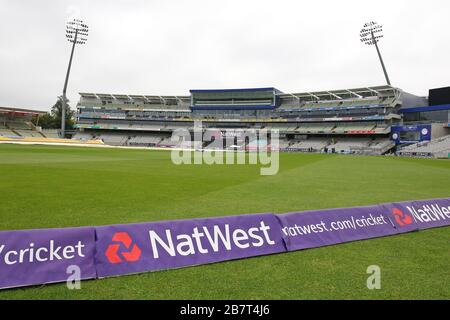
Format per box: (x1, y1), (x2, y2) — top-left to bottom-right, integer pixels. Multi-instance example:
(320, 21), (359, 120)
(285, 137), (394, 155)
(286, 125), (299, 131)
(159, 136), (181, 147)
(333, 122), (375, 134)
(1, 120), (45, 137)
(112, 123), (164, 131)
(277, 139), (291, 149)
(7, 121), (31, 130)
(304, 99), (378, 109)
(79, 111), (127, 120)
(373, 124), (391, 134)
(15, 130), (42, 138)
(369, 139), (394, 149)
(96, 133), (129, 146)
(128, 135), (163, 146)
(42, 130), (60, 138)
(140, 124), (164, 131)
(0, 129), (17, 137)
(73, 86), (401, 153)
(281, 96), (387, 112)
(345, 124), (376, 131)
(327, 138), (371, 153)
(288, 138), (330, 151)
(295, 123), (336, 134)
(73, 132), (94, 141)
(398, 136), (450, 158)
(265, 125), (298, 132)
(368, 139), (395, 153)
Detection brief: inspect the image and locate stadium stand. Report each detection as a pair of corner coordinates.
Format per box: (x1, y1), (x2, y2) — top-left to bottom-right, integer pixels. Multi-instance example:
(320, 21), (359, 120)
(397, 135), (450, 158)
(277, 139), (291, 150)
(94, 132), (129, 146)
(72, 132), (94, 141)
(158, 136), (180, 148)
(72, 85), (437, 156)
(41, 130), (60, 139)
(127, 134), (167, 147)
(287, 138), (330, 152)
(15, 130), (43, 138)
(0, 129), (17, 137)
(0, 107), (104, 146)
(327, 138), (371, 153)
(0, 107), (47, 138)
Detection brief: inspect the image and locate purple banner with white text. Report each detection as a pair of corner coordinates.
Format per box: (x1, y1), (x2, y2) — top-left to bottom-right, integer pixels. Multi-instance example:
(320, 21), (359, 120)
(0, 227), (96, 289)
(95, 213), (286, 278)
(277, 205), (399, 251)
(381, 198), (450, 231)
(1, 198), (449, 290)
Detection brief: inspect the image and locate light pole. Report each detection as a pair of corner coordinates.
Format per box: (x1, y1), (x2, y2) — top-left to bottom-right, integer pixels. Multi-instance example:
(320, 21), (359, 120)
(61, 18), (88, 138)
(360, 21), (391, 86)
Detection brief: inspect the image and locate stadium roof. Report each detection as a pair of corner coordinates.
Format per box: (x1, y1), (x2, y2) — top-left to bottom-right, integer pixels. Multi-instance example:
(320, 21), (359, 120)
(399, 104), (450, 113)
(190, 87), (283, 94)
(0, 106), (47, 115)
(81, 86), (397, 101)
(278, 85), (399, 102)
(79, 85), (404, 107)
(79, 93), (190, 102)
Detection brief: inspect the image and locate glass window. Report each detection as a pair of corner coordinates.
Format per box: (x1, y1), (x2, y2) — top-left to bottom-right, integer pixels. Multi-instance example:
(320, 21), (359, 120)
(403, 113), (419, 122)
(419, 110), (448, 122)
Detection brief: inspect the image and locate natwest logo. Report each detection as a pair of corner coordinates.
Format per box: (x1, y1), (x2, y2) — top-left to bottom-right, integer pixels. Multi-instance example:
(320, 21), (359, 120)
(391, 208), (413, 227)
(105, 232), (141, 264)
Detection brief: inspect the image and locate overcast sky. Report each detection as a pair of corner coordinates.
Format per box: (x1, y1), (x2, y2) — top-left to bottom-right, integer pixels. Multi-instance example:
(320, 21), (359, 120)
(1, 0), (449, 111)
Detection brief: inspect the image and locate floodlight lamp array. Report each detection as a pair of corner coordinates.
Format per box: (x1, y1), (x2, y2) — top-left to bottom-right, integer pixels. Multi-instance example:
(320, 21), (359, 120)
(66, 19), (89, 45)
(360, 21), (383, 46)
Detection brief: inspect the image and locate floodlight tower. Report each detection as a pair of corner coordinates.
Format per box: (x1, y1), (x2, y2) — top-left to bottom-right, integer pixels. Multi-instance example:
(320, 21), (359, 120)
(360, 21), (391, 86)
(61, 19), (89, 138)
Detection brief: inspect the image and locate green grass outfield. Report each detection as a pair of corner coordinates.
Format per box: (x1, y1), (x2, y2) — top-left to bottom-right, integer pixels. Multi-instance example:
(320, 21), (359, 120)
(0, 144), (449, 299)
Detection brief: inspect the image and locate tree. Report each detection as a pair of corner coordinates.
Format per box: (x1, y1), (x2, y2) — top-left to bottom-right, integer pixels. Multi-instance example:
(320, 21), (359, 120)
(35, 112), (56, 129)
(35, 96), (75, 130)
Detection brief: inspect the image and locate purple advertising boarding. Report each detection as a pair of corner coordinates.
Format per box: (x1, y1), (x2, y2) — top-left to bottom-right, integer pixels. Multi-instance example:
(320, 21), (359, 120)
(95, 213), (286, 278)
(381, 198), (450, 231)
(1, 198), (449, 290)
(0, 227), (96, 289)
(277, 205), (399, 251)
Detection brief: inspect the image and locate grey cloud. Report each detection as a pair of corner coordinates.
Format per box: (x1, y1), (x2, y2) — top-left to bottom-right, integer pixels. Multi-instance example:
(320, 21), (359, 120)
(0, 0), (449, 111)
